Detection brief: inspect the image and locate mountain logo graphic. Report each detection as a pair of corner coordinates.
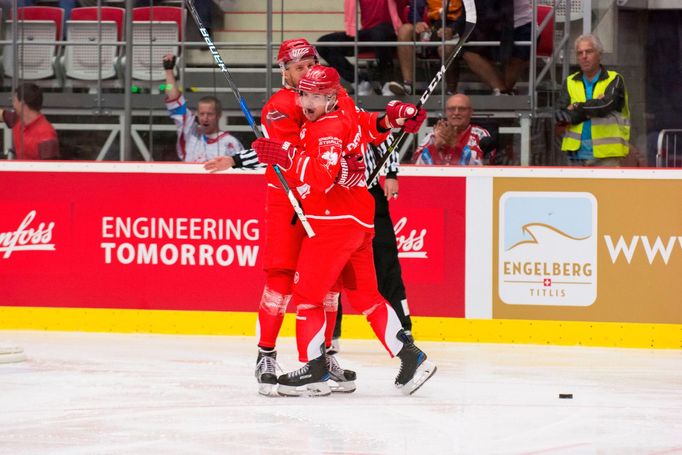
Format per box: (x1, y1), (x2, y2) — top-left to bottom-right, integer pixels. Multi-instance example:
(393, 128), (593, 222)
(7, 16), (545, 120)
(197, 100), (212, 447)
(498, 192), (598, 306)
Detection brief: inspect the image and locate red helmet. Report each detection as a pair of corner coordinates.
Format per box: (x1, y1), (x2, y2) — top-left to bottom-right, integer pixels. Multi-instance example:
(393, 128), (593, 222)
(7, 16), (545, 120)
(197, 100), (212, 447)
(276, 38), (318, 66)
(298, 65), (341, 95)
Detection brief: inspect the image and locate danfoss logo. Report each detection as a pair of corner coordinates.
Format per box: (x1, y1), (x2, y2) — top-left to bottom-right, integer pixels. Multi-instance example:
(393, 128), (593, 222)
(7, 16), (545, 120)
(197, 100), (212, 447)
(394, 217), (427, 259)
(0, 210), (56, 259)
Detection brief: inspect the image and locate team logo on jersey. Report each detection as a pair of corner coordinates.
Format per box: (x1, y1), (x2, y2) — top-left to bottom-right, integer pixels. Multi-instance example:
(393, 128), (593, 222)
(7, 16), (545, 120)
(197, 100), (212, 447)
(319, 136), (342, 169)
(320, 148), (339, 168)
(266, 110), (288, 122)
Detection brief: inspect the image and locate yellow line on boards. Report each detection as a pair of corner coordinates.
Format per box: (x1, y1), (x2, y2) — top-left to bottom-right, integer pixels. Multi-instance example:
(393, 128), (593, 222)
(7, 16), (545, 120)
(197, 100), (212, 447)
(0, 307), (680, 349)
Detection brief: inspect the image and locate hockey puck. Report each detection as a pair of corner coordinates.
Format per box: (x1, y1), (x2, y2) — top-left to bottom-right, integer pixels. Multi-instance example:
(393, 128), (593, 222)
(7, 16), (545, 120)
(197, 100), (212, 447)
(559, 393), (573, 399)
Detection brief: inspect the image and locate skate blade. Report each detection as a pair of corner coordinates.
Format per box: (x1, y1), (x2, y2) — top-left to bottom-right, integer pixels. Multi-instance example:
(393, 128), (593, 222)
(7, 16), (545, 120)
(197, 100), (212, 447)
(330, 380), (356, 393)
(277, 381), (332, 397)
(257, 382), (277, 397)
(399, 361), (437, 396)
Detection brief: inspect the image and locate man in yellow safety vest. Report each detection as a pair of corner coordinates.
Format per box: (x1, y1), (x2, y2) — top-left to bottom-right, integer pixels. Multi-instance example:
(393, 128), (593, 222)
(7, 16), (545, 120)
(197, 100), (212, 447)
(555, 34), (630, 166)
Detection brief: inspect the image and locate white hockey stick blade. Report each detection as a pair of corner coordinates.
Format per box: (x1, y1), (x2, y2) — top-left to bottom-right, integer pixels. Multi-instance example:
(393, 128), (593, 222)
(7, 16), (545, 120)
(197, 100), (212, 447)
(397, 361), (437, 396)
(0, 345), (27, 364)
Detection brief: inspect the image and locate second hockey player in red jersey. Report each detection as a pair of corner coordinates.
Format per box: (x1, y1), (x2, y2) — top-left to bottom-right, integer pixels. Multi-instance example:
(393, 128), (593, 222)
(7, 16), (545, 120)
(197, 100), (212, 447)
(252, 66), (436, 397)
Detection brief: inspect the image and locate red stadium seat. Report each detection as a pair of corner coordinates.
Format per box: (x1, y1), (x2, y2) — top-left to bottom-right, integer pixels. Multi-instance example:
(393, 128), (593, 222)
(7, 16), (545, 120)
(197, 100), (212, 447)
(132, 6), (184, 41)
(10, 6), (64, 40)
(71, 6), (125, 40)
(537, 5), (555, 58)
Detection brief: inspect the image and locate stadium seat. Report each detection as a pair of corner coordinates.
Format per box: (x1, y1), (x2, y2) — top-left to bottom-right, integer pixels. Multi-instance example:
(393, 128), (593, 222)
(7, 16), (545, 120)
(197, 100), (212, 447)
(132, 6), (184, 40)
(1, 6), (64, 80)
(60, 7), (124, 84)
(537, 5), (555, 58)
(128, 6), (184, 81)
(10, 6), (64, 39)
(71, 6), (125, 40)
(62, 20), (120, 82)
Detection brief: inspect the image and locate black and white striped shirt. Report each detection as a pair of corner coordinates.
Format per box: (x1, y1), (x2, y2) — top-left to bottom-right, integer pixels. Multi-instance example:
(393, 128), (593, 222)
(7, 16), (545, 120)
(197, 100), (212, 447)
(233, 148), (262, 169)
(365, 133), (399, 188)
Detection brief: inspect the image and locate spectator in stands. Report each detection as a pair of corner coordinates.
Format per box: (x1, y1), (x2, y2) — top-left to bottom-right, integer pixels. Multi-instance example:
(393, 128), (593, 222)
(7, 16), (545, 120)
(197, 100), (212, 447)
(555, 34), (630, 166)
(162, 54), (257, 167)
(460, 0), (529, 95)
(1, 82), (59, 160)
(411, 93), (493, 165)
(387, 0), (465, 96)
(317, 0), (403, 96)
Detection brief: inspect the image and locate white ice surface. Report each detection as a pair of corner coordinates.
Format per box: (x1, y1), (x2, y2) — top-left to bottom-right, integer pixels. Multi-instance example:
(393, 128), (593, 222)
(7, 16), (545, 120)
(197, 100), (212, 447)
(1, 331), (681, 455)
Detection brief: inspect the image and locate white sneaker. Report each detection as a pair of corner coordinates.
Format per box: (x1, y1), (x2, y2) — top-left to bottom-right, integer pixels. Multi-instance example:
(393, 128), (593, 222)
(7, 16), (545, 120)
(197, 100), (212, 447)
(357, 80), (373, 96)
(381, 82), (393, 96)
(387, 81), (413, 96)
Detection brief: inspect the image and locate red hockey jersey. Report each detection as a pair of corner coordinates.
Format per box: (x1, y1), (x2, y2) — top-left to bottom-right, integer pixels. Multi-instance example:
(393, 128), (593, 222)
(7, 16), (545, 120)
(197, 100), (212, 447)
(260, 86), (389, 189)
(287, 107), (375, 230)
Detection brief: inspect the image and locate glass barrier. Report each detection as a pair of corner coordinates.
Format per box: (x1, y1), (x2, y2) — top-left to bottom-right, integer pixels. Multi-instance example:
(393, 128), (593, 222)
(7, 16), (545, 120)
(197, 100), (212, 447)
(0, 0), (678, 168)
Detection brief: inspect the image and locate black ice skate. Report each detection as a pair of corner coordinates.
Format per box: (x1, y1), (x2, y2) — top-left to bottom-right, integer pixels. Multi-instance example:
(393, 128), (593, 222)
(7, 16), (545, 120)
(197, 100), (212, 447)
(326, 353), (357, 393)
(277, 355), (331, 397)
(255, 349), (279, 396)
(395, 331), (437, 395)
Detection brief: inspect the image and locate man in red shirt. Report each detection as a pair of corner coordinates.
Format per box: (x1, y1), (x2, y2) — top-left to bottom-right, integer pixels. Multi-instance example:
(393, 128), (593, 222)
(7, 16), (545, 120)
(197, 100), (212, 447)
(1, 82), (59, 160)
(252, 66), (436, 397)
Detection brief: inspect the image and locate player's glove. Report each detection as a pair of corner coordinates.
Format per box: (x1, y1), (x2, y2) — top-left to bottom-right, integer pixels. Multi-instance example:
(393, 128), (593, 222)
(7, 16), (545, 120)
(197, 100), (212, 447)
(252, 137), (296, 170)
(383, 100), (426, 133)
(336, 154), (366, 188)
(402, 106), (427, 133)
(163, 55), (176, 71)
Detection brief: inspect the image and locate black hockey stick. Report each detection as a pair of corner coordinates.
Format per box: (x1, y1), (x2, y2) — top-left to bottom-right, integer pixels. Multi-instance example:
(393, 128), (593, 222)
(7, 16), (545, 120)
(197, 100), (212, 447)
(185, 0), (316, 237)
(367, 0), (477, 185)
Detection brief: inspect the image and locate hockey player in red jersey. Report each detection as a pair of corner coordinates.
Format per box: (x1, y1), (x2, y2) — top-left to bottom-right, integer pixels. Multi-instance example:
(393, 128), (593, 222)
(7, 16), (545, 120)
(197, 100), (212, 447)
(239, 39), (368, 396)
(252, 66), (436, 397)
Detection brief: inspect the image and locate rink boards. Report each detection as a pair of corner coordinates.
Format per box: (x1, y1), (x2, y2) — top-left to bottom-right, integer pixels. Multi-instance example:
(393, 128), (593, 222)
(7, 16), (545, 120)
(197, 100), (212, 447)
(1, 162), (681, 348)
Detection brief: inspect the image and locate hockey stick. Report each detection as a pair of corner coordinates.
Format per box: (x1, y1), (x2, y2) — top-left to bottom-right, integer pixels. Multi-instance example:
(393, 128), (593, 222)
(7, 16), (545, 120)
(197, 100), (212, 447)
(185, 0), (316, 238)
(366, 0), (477, 185)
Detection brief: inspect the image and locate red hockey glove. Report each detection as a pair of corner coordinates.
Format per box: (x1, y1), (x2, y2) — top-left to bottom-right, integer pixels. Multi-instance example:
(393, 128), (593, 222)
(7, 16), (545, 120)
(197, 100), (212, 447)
(383, 100), (425, 133)
(402, 106), (426, 133)
(336, 154), (366, 188)
(252, 137), (296, 170)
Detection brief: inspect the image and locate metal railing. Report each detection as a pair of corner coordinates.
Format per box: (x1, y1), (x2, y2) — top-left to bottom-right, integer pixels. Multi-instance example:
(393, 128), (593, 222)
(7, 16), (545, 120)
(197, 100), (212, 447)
(0, 0), (595, 164)
(656, 129), (682, 168)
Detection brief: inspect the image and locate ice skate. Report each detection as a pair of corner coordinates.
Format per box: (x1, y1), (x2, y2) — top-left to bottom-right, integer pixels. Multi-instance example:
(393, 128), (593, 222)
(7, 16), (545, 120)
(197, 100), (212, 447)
(277, 355), (331, 397)
(395, 331), (437, 395)
(255, 348), (279, 396)
(326, 353), (356, 393)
